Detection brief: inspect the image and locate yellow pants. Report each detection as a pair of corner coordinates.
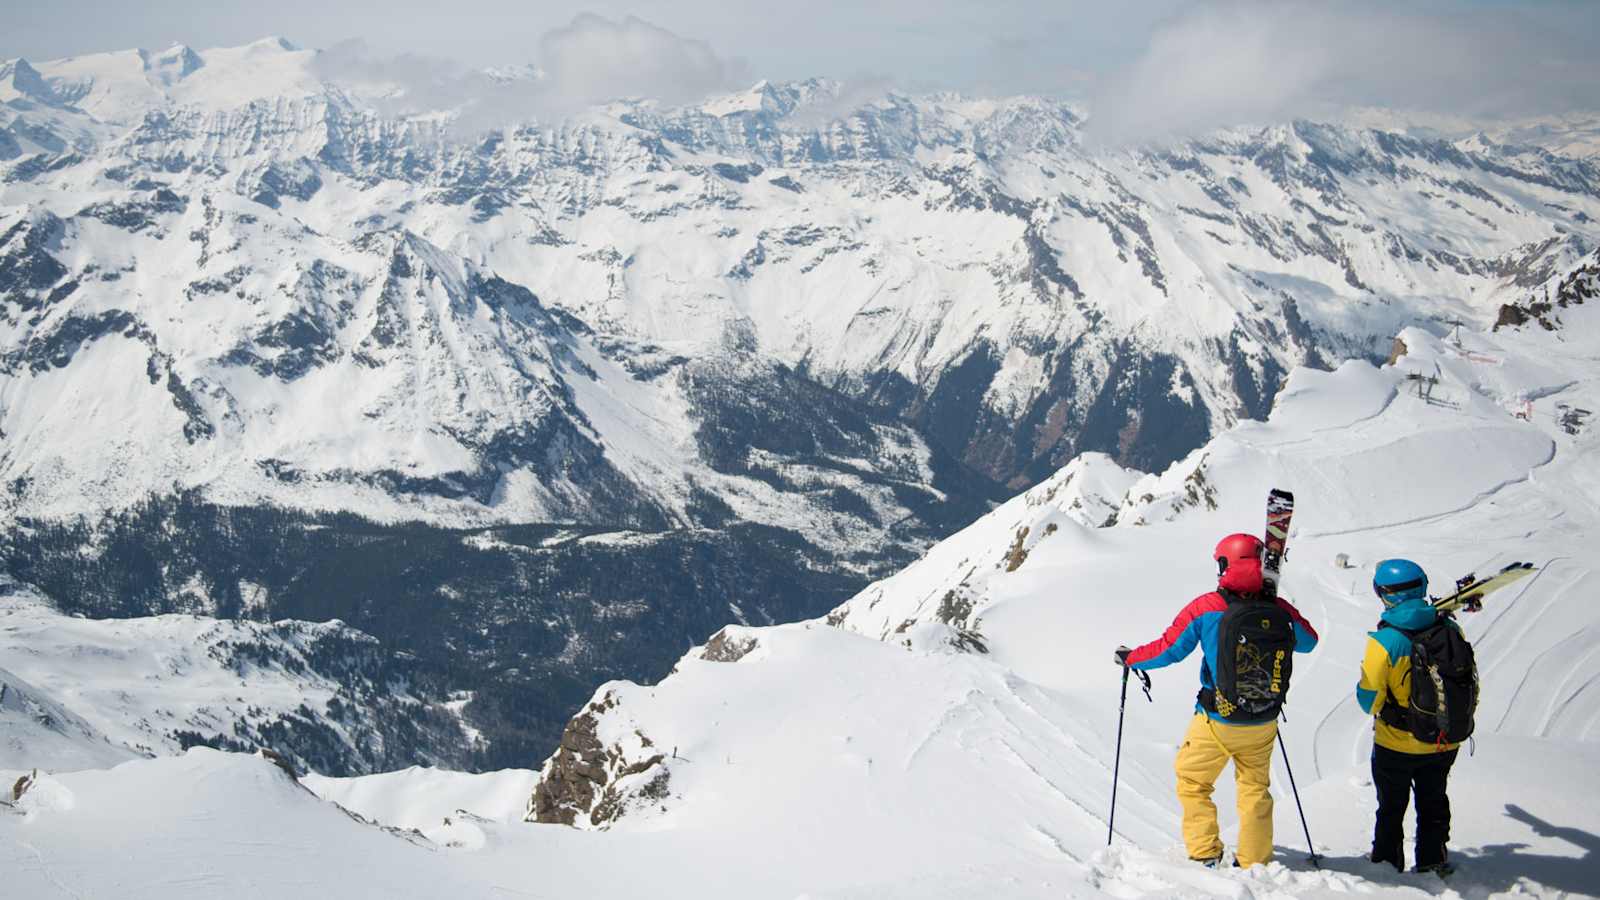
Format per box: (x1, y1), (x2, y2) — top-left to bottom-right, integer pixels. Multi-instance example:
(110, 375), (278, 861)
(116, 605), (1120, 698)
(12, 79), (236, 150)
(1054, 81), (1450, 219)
(1174, 712), (1278, 867)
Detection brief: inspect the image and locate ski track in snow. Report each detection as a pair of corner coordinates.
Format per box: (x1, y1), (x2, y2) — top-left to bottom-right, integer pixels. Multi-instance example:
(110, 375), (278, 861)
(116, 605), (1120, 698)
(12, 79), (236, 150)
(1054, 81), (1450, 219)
(1298, 440), (1557, 540)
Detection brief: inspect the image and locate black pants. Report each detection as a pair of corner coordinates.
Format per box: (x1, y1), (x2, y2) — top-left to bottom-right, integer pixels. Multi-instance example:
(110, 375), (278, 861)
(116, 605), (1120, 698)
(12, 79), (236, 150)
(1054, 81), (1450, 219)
(1371, 744), (1459, 870)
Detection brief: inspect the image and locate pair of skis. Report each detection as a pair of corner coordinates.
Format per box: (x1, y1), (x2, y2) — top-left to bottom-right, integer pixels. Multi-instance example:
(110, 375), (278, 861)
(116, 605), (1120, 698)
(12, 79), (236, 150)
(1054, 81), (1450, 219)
(1259, 490), (1320, 869)
(1431, 562), (1535, 613)
(1263, 489), (1294, 598)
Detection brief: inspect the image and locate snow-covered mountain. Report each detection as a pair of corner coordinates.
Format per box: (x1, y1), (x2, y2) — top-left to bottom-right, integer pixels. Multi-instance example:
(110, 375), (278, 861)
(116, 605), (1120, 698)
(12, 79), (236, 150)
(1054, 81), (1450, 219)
(0, 586), (473, 775)
(4, 38), (1597, 506)
(5, 36), (1600, 771)
(4, 305), (1595, 898)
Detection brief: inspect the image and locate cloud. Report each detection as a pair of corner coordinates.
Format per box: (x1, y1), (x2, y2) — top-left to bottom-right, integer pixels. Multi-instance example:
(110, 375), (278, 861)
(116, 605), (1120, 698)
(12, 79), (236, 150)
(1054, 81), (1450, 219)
(537, 14), (741, 116)
(313, 39), (481, 106)
(310, 14), (743, 132)
(1084, 1), (1600, 147)
(777, 76), (901, 130)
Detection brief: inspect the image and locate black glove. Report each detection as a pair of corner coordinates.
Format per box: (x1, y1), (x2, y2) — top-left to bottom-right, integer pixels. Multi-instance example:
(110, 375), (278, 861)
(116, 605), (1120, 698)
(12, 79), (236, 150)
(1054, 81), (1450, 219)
(1114, 645), (1132, 668)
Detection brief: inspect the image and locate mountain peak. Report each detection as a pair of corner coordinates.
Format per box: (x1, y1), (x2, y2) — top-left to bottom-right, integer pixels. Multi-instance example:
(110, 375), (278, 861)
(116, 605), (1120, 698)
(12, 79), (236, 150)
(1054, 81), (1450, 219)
(141, 43), (205, 86)
(0, 57), (52, 101)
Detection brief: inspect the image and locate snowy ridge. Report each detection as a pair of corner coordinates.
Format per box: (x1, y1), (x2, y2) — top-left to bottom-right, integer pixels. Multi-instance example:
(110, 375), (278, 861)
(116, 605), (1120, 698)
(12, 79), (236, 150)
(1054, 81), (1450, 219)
(826, 451), (1140, 644)
(302, 765), (539, 830)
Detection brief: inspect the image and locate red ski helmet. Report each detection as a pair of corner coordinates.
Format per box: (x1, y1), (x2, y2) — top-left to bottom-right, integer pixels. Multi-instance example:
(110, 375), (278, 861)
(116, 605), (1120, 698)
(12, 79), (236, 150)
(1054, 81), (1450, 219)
(1214, 533), (1265, 593)
(1214, 533), (1264, 572)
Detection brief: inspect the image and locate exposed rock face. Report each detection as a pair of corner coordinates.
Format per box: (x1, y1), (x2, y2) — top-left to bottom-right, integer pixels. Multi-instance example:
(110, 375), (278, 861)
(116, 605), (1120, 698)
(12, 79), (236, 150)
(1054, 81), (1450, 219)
(527, 697), (611, 825)
(256, 748), (299, 780)
(1386, 338), (1409, 365)
(526, 690), (669, 828)
(1494, 250), (1598, 332)
(697, 626), (759, 662)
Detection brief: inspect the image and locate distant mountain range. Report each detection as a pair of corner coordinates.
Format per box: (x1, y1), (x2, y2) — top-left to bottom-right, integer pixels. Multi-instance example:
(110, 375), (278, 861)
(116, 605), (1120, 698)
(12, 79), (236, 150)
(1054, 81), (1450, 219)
(2, 37), (1597, 770)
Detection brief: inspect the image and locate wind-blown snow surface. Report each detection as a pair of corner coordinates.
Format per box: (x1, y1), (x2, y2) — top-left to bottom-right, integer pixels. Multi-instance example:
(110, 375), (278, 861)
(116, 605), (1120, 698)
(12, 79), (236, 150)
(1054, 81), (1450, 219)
(5, 315), (1598, 896)
(302, 765), (538, 830)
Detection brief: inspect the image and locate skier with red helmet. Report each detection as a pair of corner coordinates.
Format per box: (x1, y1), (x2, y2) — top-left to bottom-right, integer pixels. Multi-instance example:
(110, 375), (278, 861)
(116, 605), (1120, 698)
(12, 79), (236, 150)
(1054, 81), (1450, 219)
(1115, 533), (1319, 868)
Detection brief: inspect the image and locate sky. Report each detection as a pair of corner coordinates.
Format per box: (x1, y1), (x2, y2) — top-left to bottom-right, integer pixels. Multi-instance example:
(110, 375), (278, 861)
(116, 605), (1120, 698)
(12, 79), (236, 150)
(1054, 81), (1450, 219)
(2, 1), (1597, 144)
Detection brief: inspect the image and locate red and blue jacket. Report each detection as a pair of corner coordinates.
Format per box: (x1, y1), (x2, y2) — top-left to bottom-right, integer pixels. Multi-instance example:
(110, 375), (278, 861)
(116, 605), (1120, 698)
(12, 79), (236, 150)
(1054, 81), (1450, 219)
(1127, 588), (1319, 725)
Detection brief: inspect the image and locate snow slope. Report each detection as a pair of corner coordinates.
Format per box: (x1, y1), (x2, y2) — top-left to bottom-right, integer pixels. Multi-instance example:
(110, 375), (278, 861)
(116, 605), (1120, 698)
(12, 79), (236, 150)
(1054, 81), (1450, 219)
(4, 318), (1596, 897)
(302, 765), (538, 830)
(0, 663), (136, 775)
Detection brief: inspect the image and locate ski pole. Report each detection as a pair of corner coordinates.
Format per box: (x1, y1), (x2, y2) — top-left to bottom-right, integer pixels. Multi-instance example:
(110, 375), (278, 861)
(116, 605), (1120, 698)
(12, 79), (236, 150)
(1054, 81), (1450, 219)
(1276, 729), (1321, 867)
(1108, 664), (1130, 846)
(1108, 664), (1152, 846)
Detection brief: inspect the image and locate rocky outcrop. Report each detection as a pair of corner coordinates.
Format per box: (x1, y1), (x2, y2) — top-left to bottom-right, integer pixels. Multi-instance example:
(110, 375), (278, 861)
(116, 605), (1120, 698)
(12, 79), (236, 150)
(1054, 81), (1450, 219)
(1494, 250), (1598, 332)
(696, 626), (759, 662)
(527, 695), (611, 825)
(526, 690), (670, 828)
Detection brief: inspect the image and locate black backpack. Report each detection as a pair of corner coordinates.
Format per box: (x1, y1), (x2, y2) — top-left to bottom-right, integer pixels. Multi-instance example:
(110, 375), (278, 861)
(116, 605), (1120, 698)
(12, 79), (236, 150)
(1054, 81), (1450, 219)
(1380, 621), (1478, 745)
(1205, 592), (1297, 720)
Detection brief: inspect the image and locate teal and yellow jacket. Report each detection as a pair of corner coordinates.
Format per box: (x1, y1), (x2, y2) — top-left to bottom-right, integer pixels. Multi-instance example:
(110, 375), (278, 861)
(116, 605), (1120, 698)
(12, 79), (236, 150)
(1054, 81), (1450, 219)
(1356, 596), (1461, 754)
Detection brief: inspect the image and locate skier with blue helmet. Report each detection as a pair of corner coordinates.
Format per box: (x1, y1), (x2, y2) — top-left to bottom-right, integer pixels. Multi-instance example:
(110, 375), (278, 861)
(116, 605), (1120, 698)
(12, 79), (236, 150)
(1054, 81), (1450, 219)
(1356, 559), (1468, 875)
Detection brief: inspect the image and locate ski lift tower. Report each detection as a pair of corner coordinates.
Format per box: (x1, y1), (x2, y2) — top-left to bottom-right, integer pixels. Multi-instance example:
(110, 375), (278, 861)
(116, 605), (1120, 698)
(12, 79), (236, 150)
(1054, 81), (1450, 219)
(1407, 362), (1443, 402)
(1446, 317), (1466, 348)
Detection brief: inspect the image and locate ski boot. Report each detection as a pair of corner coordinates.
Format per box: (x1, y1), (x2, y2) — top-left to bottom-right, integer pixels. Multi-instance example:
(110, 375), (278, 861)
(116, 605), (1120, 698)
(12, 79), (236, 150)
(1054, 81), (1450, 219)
(1415, 860), (1455, 878)
(1368, 850), (1404, 873)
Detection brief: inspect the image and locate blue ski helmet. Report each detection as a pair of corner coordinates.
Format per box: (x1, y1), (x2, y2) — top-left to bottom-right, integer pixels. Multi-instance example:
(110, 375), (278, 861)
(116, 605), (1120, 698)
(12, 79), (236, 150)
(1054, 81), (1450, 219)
(1373, 558), (1428, 607)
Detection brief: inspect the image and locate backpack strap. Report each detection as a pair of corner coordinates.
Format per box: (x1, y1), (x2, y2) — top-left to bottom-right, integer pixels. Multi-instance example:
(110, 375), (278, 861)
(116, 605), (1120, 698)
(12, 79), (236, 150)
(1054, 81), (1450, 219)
(1219, 587), (1266, 605)
(1373, 622), (1416, 728)
(1376, 621), (1418, 639)
(1377, 698), (1409, 730)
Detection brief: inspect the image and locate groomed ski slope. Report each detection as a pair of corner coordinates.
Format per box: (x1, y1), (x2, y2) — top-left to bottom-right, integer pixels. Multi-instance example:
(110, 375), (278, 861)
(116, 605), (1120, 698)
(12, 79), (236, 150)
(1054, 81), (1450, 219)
(4, 314), (1599, 899)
